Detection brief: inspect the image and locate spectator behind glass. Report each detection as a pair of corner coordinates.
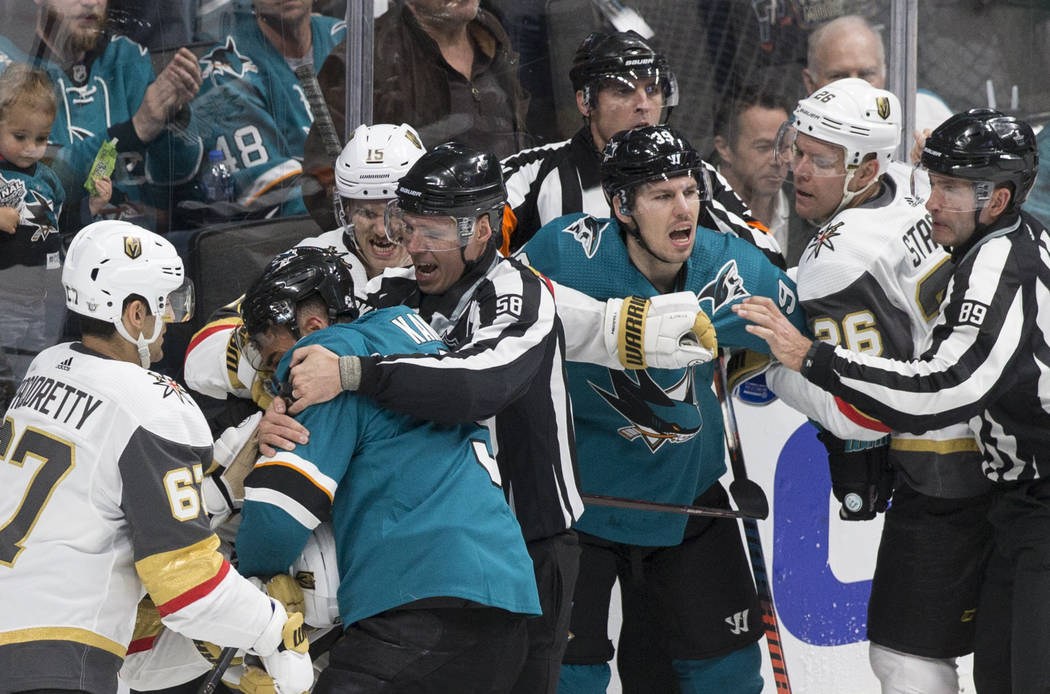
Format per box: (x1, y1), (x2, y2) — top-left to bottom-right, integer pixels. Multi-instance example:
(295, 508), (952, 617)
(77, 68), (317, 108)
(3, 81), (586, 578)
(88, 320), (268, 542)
(0, 64), (107, 406)
(711, 87), (808, 265)
(172, 0), (345, 228)
(803, 14), (952, 146)
(299, 0), (529, 230)
(0, 0), (202, 234)
(373, 0), (530, 158)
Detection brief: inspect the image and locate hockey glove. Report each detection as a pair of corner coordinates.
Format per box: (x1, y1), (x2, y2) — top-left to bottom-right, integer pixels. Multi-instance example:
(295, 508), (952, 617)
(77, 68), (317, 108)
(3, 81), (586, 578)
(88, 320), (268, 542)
(818, 430), (894, 521)
(603, 292), (717, 369)
(250, 600), (312, 694)
(264, 574), (306, 620)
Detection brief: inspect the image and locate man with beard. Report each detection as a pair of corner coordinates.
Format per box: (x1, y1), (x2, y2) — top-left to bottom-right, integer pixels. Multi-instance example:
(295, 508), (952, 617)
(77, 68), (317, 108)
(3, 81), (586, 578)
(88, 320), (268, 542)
(0, 0), (202, 231)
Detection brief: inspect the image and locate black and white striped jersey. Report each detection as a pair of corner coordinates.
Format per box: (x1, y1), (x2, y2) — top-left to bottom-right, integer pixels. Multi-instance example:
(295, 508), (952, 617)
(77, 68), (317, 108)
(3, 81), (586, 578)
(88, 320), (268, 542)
(357, 244), (584, 541)
(802, 209), (1050, 482)
(787, 176), (989, 497)
(501, 126), (786, 268)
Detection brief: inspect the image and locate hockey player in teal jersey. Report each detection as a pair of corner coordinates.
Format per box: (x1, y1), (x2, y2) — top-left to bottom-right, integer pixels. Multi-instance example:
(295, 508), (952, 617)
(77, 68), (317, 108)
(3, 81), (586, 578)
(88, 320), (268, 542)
(234, 246), (542, 693)
(0, 1), (202, 230)
(183, 1), (346, 222)
(517, 124), (805, 694)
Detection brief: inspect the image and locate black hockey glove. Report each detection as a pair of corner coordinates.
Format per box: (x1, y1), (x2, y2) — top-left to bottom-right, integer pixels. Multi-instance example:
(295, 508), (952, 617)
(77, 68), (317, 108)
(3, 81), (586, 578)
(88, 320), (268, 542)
(817, 430), (894, 521)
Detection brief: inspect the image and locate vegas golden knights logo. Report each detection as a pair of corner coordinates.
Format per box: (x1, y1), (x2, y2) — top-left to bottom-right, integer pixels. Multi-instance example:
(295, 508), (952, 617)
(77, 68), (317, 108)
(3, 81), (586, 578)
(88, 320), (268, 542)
(124, 236), (142, 259)
(404, 129), (422, 149)
(876, 96), (891, 120)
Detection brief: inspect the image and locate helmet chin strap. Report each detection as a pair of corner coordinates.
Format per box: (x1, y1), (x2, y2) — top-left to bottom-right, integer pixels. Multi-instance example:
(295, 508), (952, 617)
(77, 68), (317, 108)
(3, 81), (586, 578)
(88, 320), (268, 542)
(115, 319), (163, 368)
(815, 168), (876, 226)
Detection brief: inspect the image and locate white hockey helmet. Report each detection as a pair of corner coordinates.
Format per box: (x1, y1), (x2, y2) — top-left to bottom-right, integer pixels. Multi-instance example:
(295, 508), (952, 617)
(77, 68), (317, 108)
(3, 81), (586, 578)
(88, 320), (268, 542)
(289, 521), (341, 629)
(785, 77), (901, 177)
(335, 123), (427, 200)
(63, 220), (194, 366)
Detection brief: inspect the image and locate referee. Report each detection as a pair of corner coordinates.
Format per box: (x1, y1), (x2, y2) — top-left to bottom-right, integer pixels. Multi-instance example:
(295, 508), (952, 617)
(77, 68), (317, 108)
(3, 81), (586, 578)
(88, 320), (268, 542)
(277, 143), (583, 694)
(500, 30), (784, 267)
(737, 108), (1050, 694)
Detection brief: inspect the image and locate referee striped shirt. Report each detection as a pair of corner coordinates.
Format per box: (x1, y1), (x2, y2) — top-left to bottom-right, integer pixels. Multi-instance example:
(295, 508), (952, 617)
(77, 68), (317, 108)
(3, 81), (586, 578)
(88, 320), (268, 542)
(802, 210), (1050, 482)
(502, 126), (786, 268)
(357, 244), (583, 541)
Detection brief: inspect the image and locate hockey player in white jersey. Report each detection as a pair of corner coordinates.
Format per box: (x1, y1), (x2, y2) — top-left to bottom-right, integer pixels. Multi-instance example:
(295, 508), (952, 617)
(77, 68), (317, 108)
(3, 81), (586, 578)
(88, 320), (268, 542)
(183, 123), (425, 410)
(763, 79), (993, 693)
(0, 220), (311, 694)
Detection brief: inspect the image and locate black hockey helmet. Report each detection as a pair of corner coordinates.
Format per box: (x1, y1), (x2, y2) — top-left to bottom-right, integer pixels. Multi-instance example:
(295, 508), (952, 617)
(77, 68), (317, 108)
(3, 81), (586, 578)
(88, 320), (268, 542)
(392, 142), (506, 244)
(921, 108), (1039, 212)
(569, 31), (678, 109)
(241, 246), (358, 340)
(600, 125), (705, 210)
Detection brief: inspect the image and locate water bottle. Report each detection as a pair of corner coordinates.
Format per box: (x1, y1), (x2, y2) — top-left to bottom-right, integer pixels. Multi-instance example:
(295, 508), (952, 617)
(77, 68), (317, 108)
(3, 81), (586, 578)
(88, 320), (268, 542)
(200, 149), (234, 204)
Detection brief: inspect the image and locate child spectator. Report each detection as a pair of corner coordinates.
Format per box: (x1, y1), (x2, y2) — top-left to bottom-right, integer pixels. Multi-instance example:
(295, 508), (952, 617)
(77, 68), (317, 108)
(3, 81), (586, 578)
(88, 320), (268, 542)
(0, 64), (109, 403)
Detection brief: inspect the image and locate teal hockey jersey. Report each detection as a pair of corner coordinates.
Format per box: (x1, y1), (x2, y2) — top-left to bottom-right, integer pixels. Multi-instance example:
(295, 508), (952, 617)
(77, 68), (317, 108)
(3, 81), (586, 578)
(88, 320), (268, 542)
(0, 161), (64, 270)
(0, 34), (200, 215)
(187, 12), (346, 218)
(236, 306), (541, 626)
(520, 214), (805, 546)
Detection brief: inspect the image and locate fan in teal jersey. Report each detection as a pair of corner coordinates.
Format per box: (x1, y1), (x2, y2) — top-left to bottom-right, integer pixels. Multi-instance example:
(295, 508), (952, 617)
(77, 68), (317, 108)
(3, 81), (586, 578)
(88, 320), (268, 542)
(0, 0), (202, 232)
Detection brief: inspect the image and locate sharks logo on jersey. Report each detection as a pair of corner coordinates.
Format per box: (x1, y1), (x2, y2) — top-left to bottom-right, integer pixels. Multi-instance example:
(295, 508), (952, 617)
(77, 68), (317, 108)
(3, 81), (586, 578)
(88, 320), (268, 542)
(0, 175), (58, 243)
(25, 189), (59, 242)
(562, 215), (608, 258)
(698, 259), (750, 314)
(201, 37), (260, 81)
(590, 369), (701, 452)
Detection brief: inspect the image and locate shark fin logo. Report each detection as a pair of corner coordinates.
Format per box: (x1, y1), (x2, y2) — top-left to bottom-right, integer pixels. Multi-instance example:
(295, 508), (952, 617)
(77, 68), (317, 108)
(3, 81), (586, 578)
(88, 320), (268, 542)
(590, 370), (701, 453)
(201, 37), (259, 80)
(698, 259), (749, 314)
(562, 215), (607, 258)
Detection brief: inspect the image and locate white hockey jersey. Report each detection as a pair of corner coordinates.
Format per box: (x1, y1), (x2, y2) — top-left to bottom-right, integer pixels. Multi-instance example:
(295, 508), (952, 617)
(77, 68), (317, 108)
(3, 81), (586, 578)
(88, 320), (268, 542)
(770, 176), (991, 497)
(183, 228), (370, 405)
(0, 343), (278, 692)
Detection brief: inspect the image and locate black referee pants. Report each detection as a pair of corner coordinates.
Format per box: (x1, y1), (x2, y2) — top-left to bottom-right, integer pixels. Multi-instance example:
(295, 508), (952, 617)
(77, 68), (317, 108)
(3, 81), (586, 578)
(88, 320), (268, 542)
(974, 476), (1050, 694)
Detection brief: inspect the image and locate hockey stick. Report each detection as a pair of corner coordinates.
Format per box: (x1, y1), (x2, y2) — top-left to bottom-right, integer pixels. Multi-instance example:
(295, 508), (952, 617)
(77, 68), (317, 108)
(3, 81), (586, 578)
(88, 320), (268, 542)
(198, 646), (237, 694)
(582, 492), (766, 520)
(713, 356), (793, 693)
(716, 353), (770, 518)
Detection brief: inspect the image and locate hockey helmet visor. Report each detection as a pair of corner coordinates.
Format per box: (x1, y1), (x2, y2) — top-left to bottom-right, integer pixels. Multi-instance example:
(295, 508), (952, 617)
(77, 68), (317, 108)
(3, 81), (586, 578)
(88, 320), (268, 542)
(912, 163), (993, 213)
(774, 121), (849, 178)
(384, 199), (478, 251)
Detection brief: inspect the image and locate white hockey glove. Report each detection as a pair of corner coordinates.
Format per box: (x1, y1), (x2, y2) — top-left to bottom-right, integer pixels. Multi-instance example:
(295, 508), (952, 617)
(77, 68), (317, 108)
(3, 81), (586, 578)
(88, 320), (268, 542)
(249, 600), (313, 694)
(603, 292), (717, 369)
